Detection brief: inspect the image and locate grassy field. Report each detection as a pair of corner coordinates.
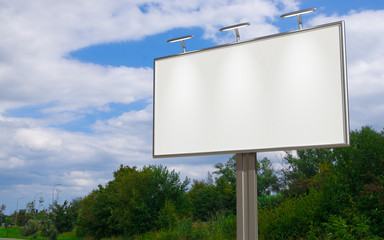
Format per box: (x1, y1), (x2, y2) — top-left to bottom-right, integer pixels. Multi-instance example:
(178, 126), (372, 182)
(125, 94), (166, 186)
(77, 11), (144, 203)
(0, 227), (82, 240)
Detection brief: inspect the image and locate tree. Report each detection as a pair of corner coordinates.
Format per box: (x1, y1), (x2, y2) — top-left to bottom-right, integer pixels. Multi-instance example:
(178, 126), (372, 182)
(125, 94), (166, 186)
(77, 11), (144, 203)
(157, 199), (178, 230)
(16, 209), (27, 226)
(21, 219), (40, 237)
(0, 204), (5, 226)
(76, 164), (190, 238)
(26, 201), (36, 222)
(41, 218), (58, 240)
(326, 126), (384, 235)
(5, 217), (12, 237)
(257, 157), (282, 195)
(76, 189), (111, 239)
(282, 148), (333, 195)
(213, 155), (237, 215)
(258, 126), (384, 238)
(282, 148), (333, 183)
(187, 180), (218, 221)
(50, 199), (80, 233)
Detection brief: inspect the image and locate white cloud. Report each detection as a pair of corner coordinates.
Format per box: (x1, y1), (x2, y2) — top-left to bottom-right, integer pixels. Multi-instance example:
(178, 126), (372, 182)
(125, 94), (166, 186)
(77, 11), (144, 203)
(0, 0), (299, 114)
(0, 157), (25, 169)
(63, 170), (108, 189)
(12, 128), (63, 151)
(169, 164), (216, 180)
(0, 0), (301, 214)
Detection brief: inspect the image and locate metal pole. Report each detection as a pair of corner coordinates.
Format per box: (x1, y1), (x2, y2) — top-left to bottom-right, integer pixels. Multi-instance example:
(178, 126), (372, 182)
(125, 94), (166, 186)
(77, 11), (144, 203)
(236, 152), (258, 240)
(297, 14), (303, 29)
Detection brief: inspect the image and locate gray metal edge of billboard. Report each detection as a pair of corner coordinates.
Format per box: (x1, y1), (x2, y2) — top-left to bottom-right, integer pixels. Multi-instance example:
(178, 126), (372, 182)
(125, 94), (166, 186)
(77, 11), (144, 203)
(152, 20), (350, 159)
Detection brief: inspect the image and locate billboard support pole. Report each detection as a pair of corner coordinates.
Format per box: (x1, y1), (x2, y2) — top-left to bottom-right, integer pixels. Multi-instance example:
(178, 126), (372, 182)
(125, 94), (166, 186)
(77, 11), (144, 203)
(236, 152), (258, 240)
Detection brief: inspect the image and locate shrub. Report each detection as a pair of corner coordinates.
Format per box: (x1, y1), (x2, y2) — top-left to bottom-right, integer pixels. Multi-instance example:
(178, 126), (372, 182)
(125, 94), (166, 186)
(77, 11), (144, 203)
(21, 219), (40, 236)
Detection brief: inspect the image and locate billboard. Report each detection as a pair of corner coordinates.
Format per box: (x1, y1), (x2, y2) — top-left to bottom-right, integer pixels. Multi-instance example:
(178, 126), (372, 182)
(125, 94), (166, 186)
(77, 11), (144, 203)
(153, 21), (349, 158)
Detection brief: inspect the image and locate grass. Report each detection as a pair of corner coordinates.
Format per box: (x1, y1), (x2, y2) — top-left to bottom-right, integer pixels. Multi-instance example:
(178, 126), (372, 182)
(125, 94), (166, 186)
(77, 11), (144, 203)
(0, 227), (82, 240)
(0, 227), (24, 238)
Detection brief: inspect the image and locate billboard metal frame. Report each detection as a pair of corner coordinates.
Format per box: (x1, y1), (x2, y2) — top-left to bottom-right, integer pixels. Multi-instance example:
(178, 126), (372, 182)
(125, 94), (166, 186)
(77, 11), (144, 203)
(153, 21), (349, 158)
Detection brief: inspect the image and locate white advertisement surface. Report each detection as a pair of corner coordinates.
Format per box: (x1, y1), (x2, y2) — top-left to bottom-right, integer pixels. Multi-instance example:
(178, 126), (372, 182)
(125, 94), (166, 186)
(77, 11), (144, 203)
(153, 21), (349, 158)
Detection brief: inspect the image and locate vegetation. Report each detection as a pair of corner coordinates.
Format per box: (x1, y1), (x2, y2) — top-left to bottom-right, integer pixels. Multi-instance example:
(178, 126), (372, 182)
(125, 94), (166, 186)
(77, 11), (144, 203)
(1, 126), (383, 239)
(0, 227), (82, 240)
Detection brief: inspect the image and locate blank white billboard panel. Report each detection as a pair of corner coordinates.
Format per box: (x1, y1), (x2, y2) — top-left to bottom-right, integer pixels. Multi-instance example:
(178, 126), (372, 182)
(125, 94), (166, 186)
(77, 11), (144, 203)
(153, 21), (349, 158)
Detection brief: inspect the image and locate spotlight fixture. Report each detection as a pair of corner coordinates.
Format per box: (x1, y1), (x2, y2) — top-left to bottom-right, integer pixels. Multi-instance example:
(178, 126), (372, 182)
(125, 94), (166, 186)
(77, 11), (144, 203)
(220, 22), (250, 42)
(167, 35), (194, 53)
(280, 8), (317, 29)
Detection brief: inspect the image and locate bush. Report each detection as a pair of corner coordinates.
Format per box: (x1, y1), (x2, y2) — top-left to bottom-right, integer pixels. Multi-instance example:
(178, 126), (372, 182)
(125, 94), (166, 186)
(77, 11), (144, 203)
(208, 213), (236, 239)
(41, 218), (59, 240)
(21, 219), (40, 236)
(322, 214), (382, 240)
(258, 189), (324, 239)
(157, 199), (178, 230)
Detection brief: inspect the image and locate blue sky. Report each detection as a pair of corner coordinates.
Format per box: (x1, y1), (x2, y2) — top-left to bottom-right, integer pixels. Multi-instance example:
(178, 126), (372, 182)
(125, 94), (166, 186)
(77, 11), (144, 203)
(0, 0), (384, 215)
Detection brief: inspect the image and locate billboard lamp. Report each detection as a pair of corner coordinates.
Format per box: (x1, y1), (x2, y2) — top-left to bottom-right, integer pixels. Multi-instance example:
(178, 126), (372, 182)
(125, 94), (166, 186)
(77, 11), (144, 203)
(167, 35), (194, 53)
(220, 22), (250, 42)
(280, 8), (317, 29)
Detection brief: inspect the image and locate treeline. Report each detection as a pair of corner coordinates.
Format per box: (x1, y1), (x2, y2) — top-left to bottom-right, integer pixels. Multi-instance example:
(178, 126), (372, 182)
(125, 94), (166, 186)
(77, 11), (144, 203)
(75, 126), (384, 239)
(258, 126), (384, 239)
(3, 126), (383, 239)
(1, 198), (80, 239)
(75, 155), (283, 239)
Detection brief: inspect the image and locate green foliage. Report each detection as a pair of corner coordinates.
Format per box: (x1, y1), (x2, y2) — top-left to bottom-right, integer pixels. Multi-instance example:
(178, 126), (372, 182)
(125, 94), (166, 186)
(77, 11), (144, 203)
(0, 204), (6, 226)
(21, 219), (40, 236)
(187, 180), (218, 221)
(4, 217), (12, 237)
(76, 186), (112, 238)
(75, 126), (384, 239)
(15, 209), (27, 227)
(258, 126), (384, 239)
(259, 189), (324, 239)
(76, 164), (189, 239)
(322, 214), (374, 240)
(213, 155), (237, 215)
(258, 193), (283, 209)
(51, 199), (80, 233)
(282, 148), (333, 196)
(0, 226), (24, 238)
(258, 157), (282, 195)
(133, 213), (236, 240)
(41, 218), (59, 240)
(0, 227), (82, 240)
(157, 199), (178, 230)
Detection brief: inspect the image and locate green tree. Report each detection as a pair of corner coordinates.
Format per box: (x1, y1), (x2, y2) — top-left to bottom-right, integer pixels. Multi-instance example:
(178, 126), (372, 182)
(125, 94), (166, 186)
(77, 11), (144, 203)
(21, 219), (40, 237)
(257, 157), (281, 195)
(213, 155), (237, 215)
(5, 217), (12, 237)
(0, 204), (5, 226)
(157, 199), (178, 230)
(26, 201), (36, 222)
(51, 199), (80, 233)
(326, 126), (384, 235)
(76, 164), (189, 238)
(282, 148), (333, 195)
(16, 209), (27, 226)
(76, 186), (112, 239)
(259, 126), (384, 239)
(187, 180), (218, 221)
(41, 217), (58, 240)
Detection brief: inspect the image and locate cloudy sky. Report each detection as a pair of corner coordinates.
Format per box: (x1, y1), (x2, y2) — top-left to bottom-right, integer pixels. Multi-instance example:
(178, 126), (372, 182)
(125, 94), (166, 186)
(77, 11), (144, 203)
(1, 0), (383, 214)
